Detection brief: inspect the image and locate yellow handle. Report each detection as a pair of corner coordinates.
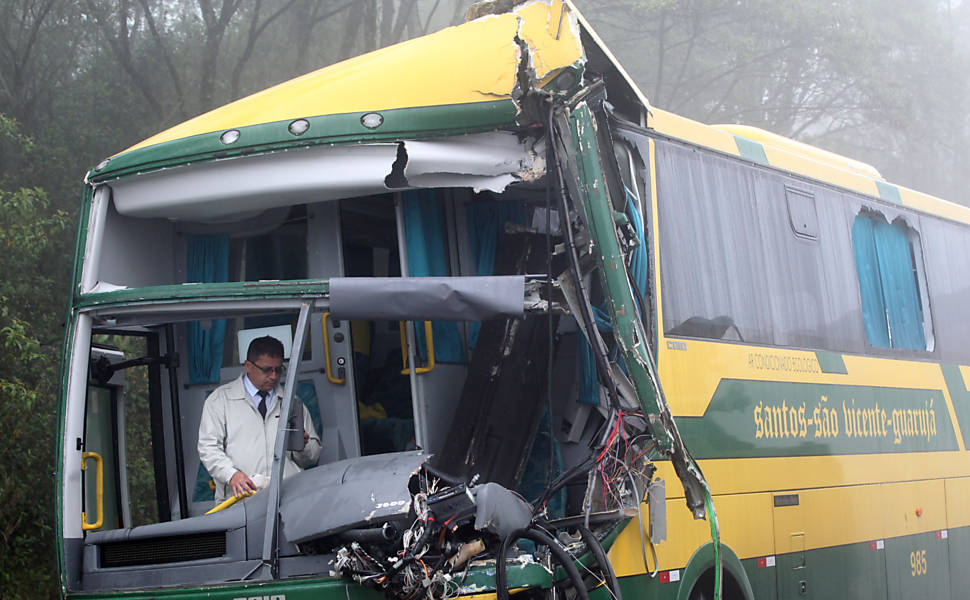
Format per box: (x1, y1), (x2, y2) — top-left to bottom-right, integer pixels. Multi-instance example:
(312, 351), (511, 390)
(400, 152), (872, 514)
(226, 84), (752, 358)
(205, 490), (255, 515)
(322, 312), (346, 385)
(399, 321), (436, 375)
(81, 451), (103, 531)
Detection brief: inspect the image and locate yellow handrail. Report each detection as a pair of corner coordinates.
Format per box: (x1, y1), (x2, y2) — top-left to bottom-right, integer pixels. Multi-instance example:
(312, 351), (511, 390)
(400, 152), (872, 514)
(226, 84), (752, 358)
(322, 312), (345, 385)
(399, 321), (436, 375)
(205, 490), (255, 515)
(81, 452), (103, 531)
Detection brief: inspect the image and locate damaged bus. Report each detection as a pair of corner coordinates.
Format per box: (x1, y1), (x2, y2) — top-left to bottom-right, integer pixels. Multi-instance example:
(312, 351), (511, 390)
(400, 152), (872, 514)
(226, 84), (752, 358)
(57, 1), (970, 600)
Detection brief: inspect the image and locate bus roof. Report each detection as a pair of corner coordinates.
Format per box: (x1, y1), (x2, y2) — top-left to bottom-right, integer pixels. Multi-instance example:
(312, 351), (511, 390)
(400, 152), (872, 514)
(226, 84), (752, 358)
(90, 0), (970, 225)
(97, 0), (583, 173)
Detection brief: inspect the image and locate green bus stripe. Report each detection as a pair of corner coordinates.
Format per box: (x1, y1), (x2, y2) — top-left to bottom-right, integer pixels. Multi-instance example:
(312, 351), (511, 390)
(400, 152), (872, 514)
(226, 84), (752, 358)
(940, 364), (970, 448)
(611, 526), (968, 600)
(88, 100), (519, 182)
(75, 280), (331, 309)
(876, 180), (902, 204)
(732, 135), (769, 165)
(676, 378), (957, 458)
(815, 351), (848, 374)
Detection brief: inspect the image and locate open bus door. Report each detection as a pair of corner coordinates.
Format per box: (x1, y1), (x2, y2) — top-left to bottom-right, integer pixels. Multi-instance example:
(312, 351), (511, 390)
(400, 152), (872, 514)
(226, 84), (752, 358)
(82, 332), (176, 532)
(82, 347), (127, 533)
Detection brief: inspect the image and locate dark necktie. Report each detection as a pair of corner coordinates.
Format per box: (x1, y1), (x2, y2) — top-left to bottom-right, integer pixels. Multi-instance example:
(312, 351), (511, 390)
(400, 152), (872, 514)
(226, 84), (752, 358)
(257, 390), (268, 420)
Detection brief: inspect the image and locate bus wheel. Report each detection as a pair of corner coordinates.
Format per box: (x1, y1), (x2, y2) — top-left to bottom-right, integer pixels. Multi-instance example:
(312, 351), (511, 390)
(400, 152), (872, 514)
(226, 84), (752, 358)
(687, 568), (744, 600)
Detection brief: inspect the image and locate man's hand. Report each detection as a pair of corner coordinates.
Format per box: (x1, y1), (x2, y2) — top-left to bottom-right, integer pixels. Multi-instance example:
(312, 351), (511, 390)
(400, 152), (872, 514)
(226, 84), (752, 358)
(228, 470), (257, 498)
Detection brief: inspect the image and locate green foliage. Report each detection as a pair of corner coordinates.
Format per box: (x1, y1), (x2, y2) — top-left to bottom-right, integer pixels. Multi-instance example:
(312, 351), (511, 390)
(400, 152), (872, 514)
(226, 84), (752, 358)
(0, 126), (69, 597)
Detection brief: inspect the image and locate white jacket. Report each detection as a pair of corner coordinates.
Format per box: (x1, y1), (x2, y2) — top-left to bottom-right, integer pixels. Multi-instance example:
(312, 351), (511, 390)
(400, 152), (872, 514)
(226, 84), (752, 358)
(198, 375), (322, 501)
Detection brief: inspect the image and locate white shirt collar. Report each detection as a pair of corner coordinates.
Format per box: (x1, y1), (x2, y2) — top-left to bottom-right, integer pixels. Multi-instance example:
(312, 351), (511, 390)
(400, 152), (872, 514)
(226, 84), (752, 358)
(242, 374), (276, 413)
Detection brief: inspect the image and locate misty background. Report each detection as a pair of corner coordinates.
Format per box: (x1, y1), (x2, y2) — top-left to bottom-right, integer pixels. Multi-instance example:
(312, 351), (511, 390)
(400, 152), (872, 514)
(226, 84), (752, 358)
(1, 0), (967, 596)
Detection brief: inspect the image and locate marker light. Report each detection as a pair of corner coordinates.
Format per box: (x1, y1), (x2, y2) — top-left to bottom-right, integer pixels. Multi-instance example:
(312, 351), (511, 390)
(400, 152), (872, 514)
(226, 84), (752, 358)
(95, 159), (110, 171)
(220, 129), (241, 145)
(288, 119), (310, 136)
(361, 113), (384, 129)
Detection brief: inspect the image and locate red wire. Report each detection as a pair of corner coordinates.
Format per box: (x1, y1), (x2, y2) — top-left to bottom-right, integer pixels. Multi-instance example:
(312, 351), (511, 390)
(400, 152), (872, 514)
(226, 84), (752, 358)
(596, 411), (624, 463)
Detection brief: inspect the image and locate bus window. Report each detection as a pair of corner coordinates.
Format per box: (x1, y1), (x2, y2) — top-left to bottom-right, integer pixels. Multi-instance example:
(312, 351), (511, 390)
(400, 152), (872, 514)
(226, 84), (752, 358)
(851, 211), (933, 351)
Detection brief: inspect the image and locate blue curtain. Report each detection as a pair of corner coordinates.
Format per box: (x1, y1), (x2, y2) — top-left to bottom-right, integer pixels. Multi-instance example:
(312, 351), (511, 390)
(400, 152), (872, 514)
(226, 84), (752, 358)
(873, 220), (926, 350)
(403, 190), (464, 363)
(852, 216), (925, 350)
(187, 235), (229, 383)
(576, 305), (613, 405)
(626, 189), (648, 303)
(466, 200), (525, 348)
(852, 217), (890, 347)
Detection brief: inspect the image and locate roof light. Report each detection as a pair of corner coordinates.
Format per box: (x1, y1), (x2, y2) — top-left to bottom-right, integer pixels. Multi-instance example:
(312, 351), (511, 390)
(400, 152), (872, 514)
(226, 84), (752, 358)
(288, 119), (310, 136)
(220, 129), (241, 145)
(361, 113), (384, 129)
(95, 158), (110, 172)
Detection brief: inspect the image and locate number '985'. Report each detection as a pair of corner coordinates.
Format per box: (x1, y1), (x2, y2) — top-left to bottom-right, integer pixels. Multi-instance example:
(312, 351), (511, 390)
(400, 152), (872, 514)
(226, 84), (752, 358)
(910, 550), (927, 576)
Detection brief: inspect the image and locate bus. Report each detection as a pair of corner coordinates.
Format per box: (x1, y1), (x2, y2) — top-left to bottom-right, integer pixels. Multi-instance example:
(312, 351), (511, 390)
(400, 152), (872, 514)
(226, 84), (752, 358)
(57, 1), (970, 599)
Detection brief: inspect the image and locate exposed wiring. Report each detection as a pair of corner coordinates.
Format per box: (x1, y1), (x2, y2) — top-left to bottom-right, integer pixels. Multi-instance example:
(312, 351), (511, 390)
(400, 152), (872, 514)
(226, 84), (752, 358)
(495, 526), (590, 600)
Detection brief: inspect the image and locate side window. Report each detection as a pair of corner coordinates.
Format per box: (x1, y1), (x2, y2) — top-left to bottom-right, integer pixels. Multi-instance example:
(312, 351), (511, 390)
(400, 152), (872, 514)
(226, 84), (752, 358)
(786, 187), (819, 240)
(851, 210), (932, 351)
(656, 139), (863, 353)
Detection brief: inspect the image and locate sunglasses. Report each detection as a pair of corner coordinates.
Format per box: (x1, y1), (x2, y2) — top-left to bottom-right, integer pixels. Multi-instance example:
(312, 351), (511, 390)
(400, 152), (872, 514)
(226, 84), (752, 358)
(247, 361), (285, 375)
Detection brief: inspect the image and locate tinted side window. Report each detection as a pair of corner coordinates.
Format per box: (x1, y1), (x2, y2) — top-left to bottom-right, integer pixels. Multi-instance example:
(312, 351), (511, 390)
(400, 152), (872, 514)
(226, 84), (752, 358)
(916, 216), (966, 361)
(656, 140), (864, 352)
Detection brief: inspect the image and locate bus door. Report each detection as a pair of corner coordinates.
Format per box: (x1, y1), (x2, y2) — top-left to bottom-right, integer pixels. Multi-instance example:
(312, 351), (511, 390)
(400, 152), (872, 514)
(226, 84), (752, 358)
(82, 347), (126, 532)
(84, 332), (173, 530)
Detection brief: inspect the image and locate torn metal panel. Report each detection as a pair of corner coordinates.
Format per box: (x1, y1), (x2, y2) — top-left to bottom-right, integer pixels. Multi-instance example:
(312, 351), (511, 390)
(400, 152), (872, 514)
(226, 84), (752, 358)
(400, 132), (545, 193)
(329, 275), (525, 322)
(558, 100), (710, 519)
(111, 143), (399, 221)
(110, 131), (543, 222)
(513, 0), (584, 85)
(278, 451), (427, 544)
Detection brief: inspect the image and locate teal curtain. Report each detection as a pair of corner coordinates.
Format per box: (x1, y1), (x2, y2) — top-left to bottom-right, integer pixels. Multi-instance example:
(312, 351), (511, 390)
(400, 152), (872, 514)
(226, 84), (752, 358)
(873, 220), (926, 350)
(626, 189), (648, 303)
(187, 235), (228, 383)
(852, 216), (925, 350)
(403, 190), (464, 363)
(466, 199), (525, 348)
(577, 305), (613, 405)
(852, 217), (890, 347)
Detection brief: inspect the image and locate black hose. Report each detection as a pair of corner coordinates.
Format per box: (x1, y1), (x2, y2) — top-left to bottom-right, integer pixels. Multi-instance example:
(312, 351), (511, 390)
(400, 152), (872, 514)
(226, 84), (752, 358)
(578, 526), (622, 600)
(535, 456), (594, 510)
(496, 527), (590, 600)
(422, 462), (465, 487)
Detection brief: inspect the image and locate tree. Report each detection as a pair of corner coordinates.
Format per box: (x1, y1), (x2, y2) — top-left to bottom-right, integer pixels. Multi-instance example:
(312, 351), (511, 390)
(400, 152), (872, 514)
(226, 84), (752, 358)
(574, 0), (970, 203)
(0, 114), (69, 600)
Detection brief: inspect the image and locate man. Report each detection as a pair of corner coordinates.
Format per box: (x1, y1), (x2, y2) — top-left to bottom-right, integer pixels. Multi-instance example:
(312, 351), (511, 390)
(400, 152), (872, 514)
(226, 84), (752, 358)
(198, 336), (321, 501)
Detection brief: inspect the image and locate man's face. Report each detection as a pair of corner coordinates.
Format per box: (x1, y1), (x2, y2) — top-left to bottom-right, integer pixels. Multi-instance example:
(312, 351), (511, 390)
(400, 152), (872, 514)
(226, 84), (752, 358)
(245, 353), (283, 392)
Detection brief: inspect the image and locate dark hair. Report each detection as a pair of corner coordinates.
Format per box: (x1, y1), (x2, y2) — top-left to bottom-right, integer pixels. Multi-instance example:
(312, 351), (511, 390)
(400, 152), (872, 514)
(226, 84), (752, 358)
(247, 336), (284, 362)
